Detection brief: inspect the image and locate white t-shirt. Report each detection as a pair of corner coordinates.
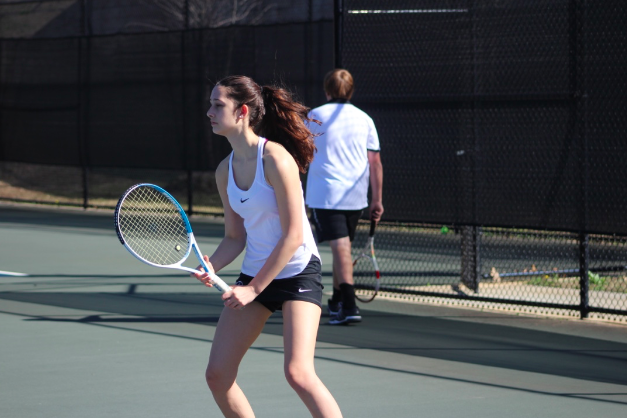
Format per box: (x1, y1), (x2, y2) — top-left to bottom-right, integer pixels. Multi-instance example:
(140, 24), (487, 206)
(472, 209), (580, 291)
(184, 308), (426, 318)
(227, 138), (319, 279)
(305, 101), (380, 210)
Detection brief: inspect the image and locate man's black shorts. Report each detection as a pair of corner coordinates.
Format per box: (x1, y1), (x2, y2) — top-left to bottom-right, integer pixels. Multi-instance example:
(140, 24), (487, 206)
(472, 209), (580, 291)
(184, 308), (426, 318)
(310, 208), (363, 243)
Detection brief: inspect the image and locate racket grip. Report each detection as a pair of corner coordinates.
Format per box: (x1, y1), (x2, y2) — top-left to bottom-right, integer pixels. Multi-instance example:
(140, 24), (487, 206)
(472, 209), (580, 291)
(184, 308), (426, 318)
(208, 273), (232, 293)
(369, 220), (377, 237)
(195, 246), (232, 293)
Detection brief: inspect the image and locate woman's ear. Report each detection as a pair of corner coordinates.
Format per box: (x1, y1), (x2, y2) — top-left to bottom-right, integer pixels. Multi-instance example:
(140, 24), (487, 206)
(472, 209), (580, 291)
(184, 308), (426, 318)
(238, 104), (249, 120)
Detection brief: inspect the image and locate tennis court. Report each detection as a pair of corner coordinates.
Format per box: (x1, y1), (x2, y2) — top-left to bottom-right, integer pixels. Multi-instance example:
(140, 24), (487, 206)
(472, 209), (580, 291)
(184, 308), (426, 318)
(1, 204), (626, 418)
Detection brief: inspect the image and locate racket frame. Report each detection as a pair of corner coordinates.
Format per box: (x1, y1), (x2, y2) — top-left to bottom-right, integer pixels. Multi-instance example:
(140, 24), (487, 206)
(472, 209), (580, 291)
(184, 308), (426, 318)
(353, 220), (381, 303)
(114, 183), (231, 293)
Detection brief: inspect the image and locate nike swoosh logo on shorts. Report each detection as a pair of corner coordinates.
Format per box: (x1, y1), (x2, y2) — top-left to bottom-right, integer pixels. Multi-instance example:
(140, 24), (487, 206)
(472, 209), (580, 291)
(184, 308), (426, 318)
(298, 288), (312, 293)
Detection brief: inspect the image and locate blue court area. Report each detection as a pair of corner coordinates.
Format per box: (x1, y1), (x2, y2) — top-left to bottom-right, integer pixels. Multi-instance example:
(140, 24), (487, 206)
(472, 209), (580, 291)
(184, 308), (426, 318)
(1, 204), (626, 418)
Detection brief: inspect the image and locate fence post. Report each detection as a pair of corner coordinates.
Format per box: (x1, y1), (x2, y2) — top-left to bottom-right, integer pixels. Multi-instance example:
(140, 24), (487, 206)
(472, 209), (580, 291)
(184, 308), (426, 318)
(578, 233), (590, 318)
(570, 0), (589, 319)
(78, 0), (92, 209)
(461, 226), (481, 293)
(334, 0), (343, 68)
(181, 1), (193, 215)
(0, 39), (3, 161)
(459, 1), (482, 294)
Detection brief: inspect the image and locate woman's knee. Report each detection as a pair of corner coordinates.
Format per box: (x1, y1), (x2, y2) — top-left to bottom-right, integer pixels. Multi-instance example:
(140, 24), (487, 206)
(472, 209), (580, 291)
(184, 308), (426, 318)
(205, 364), (235, 393)
(284, 363), (317, 392)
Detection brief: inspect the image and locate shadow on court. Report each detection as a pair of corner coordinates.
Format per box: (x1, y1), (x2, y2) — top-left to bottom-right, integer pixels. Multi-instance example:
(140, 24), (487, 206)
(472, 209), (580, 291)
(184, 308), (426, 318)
(2, 204), (627, 417)
(2, 288), (626, 388)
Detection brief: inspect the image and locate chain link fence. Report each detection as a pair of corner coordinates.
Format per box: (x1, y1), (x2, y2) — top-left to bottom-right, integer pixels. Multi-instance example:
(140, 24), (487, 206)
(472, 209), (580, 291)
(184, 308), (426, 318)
(0, 0), (333, 213)
(342, 1), (627, 321)
(1, 0), (626, 321)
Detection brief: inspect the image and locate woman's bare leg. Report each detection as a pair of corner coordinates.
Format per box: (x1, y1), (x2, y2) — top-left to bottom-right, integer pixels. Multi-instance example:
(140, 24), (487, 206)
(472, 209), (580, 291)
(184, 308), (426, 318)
(206, 302), (272, 418)
(282, 301), (343, 418)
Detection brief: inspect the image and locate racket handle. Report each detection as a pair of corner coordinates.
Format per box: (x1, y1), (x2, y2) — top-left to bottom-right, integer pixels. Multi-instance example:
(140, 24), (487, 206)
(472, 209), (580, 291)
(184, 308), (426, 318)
(208, 273), (232, 293)
(195, 245), (232, 293)
(369, 219), (377, 237)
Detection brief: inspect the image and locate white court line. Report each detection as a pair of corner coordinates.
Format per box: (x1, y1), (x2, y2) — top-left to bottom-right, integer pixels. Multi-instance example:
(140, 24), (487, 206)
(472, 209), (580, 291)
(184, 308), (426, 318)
(348, 9), (469, 14)
(0, 270), (29, 277)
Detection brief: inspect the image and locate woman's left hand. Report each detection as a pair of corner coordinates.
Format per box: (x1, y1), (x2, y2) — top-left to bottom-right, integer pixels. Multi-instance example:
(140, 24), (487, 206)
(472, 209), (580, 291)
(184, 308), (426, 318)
(222, 285), (259, 310)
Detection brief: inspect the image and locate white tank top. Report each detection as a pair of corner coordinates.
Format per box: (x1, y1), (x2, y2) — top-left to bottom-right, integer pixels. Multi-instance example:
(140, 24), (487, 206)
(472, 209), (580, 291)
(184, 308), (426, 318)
(227, 138), (319, 279)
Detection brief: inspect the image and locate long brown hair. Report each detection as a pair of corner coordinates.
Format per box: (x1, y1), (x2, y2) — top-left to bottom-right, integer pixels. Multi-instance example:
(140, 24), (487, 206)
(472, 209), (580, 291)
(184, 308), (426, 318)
(215, 75), (318, 173)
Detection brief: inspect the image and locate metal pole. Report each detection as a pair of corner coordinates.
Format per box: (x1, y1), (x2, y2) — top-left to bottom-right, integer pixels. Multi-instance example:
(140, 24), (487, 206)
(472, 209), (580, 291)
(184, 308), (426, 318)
(471, 0), (482, 291)
(334, 0), (343, 68)
(0, 38), (4, 162)
(571, 0), (589, 319)
(182, 1), (193, 215)
(460, 0), (481, 293)
(78, 0), (92, 209)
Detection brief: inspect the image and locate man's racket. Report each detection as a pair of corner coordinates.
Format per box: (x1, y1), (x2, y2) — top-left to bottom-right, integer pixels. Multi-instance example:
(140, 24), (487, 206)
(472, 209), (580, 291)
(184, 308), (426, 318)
(114, 183), (231, 293)
(353, 220), (381, 303)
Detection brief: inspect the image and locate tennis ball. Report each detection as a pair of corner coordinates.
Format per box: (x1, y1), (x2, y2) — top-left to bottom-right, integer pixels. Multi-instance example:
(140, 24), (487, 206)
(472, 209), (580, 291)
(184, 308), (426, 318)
(175, 245), (181, 251)
(441, 226), (449, 234)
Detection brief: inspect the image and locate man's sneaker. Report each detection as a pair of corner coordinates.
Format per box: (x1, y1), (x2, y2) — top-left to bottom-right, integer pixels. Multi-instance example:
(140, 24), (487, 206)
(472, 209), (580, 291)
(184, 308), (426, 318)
(327, 300), (341, 317)
(329, 306), (362, 325)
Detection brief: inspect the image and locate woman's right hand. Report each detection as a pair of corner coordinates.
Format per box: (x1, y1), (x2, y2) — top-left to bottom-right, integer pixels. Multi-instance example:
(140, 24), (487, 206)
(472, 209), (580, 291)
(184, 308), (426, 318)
(192, 255), (217, 288)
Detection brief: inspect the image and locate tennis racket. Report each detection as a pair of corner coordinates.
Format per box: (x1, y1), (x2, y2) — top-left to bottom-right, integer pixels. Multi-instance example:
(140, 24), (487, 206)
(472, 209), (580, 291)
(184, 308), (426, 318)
(353, 220), (380, 303)
(114, 183), (231, 293)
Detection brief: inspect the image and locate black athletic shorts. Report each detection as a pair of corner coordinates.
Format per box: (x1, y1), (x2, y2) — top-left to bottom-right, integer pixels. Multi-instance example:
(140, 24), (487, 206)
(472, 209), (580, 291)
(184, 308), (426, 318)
(310, 208), (363, 243)
(235, 254), (323, 313)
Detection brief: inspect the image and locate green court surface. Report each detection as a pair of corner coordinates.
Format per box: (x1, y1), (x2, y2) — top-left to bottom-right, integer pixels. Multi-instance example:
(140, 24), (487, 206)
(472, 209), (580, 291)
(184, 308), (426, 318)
(1, 204), (627, 418)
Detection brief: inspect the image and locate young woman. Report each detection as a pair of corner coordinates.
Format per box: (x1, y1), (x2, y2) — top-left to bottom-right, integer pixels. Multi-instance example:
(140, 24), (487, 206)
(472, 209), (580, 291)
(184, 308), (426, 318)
(194, 75), (343, 418)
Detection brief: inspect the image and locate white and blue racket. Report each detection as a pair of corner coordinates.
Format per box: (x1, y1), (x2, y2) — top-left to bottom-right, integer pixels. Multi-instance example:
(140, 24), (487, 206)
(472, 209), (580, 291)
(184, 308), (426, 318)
(114, 183), (231, 293)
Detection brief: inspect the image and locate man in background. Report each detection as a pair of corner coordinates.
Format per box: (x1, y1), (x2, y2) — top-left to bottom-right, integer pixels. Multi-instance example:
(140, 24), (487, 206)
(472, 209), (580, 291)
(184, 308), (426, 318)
(306, 68), (384, 325)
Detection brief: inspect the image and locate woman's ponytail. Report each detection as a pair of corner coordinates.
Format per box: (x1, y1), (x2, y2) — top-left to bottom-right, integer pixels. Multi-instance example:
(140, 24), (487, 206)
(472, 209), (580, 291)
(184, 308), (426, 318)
(256, 86), (318, 173)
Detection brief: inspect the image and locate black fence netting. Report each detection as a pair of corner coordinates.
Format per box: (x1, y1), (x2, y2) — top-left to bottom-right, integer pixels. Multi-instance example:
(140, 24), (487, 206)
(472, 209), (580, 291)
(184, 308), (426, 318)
(342, 0), (627, 235)
(340, 0), (627, 320)
(0, 0), (334, 211)
(1, 0), (626, 320)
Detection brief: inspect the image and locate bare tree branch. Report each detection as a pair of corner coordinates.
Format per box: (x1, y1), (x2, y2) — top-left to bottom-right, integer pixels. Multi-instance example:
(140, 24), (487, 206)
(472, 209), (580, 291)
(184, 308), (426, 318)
(126, 0), (277, 31)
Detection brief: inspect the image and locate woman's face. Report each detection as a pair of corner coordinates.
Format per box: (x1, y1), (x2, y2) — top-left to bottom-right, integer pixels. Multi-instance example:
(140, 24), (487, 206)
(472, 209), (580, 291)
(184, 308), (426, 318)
(207, 85), (241, 136)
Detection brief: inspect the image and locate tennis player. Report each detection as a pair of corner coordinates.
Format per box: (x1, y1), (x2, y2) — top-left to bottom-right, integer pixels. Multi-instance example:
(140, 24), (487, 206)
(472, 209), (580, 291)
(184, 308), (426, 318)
(306, 69), (384, 325)
(193, 75), (343, 418)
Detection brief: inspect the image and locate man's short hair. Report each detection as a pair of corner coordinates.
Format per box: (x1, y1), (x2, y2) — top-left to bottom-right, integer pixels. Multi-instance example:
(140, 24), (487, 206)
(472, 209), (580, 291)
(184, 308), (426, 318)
(324, 69), (354, 100)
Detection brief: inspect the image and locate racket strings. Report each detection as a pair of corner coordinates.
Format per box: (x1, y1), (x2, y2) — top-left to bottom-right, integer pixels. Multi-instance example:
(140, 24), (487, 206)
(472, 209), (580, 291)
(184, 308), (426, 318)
(118, 187), (189, 265)
(353, 253), (379, 302)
